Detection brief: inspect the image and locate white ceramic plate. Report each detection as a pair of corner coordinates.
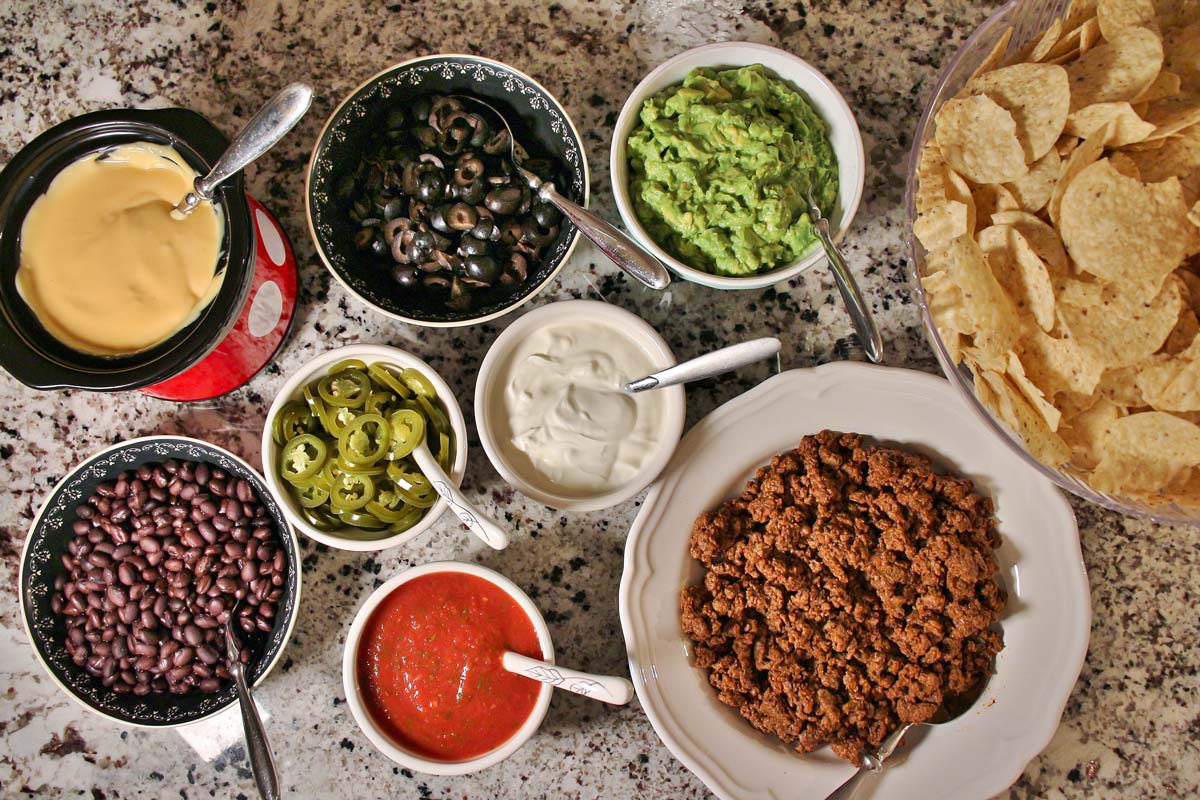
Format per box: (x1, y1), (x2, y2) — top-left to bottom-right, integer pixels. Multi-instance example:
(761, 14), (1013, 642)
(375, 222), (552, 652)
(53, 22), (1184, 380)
(619, 362), (1090, 800)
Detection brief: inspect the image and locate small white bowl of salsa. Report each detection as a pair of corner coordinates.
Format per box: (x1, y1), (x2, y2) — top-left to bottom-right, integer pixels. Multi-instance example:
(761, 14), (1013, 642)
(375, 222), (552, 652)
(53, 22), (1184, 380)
(342, 561), (554, 775)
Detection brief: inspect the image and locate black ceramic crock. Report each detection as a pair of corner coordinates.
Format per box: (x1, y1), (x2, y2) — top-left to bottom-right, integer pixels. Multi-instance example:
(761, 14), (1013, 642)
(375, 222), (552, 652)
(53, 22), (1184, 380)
(0, 109), (255, 391)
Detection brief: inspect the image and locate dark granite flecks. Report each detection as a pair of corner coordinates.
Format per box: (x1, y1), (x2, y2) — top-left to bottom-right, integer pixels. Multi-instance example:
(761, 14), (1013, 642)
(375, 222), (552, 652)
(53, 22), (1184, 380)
(1, 1), (1197, 798)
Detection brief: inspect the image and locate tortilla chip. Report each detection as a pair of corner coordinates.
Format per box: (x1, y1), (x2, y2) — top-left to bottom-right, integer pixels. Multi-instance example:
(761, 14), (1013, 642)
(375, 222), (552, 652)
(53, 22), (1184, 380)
(1124, 122), (1200, 202)
(1004, 147), (1061, 211)
(1058, 274), (1186, 367)
(913, 140), (974, 252)
(921, 270), (974, 363)
(1135, 354), (1200, 410)
(1017, 326), (1106, 395)
(1162, 21), (1200, 90)
(1006, 351), (1064, 429)
(1065, 0), (1100, 30)
(1059, 159), (1194, 285)
(1091, 411), (1200, 493)
(990, 209), (1071, 273)
(1142, 92), (1200, 139)
(1060, 397), (1124, 469)
(927, 234), (1023, 357)
(967, 63), (1072, 161)
(973, 183), (1021, 226)
(978, 224), (1058, 331)
(1097, 0), (1158, 41)
(972, 25), (1015, 81)
(1133, 70), (1183, 103)
(1107, 150), (1143, 177)
(1026, 18), (1066, 63)
(935, 95), (1030, 184)
(1066, 27), (1165, 109)
(1066, 101), (1157, 144)
(1048, 124), (1111, 223)
(976, 368), (1072, 465)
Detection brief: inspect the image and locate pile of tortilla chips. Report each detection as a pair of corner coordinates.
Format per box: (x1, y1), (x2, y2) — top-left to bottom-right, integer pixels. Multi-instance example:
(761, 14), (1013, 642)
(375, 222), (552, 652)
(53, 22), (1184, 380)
(914, 0), (1200, 507)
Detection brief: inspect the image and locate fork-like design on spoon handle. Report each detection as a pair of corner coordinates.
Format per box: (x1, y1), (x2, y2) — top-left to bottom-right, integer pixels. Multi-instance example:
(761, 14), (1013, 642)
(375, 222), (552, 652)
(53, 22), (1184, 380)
(532, 180), (672, 290)
(810, 214), (883, 364)
(175, 82), (313, 216)
(624, 337), (781, 393)
(502, 651), (634, 705)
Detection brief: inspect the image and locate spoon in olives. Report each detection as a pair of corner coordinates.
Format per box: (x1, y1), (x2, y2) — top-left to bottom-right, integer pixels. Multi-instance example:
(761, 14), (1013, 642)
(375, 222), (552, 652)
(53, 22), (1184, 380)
(173, 83), (313, 218)
(451, 95), (672, 291)
(409, 435), (510, 551)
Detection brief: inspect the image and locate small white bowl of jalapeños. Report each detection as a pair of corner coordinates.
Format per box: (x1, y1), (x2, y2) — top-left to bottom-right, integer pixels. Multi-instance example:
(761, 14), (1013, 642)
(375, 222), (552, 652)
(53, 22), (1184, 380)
(611, 41), (866, 291)
(261, 343), (468, 551)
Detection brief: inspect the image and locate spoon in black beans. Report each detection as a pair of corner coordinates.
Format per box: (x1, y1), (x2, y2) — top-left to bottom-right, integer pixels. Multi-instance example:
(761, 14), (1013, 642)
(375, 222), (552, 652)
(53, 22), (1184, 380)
(451, 94), (672, 291)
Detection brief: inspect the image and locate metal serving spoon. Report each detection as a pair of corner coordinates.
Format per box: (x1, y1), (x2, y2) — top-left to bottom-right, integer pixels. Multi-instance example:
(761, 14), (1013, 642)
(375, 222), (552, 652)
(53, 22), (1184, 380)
(409, 437), (510, 551)
(803, 186), (883, 364)
(624, 337), (781, 393)
(452, 95), (672, 291)
(173, 83), (313, 218)
(224, 605), (280, 800)
(822, 677), (991, 800)
(502, 652), (634, 705)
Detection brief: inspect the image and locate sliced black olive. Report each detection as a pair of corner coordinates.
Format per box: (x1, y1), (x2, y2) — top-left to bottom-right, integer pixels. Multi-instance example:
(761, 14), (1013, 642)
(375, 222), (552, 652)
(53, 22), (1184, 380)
(499, 219), (524, 245)
(459, 236), (489, 257)
(484, 186), (523, 215)
(423, 274), (451, 288)
(413, 230), (437, 252)
(455, 177), (486, 204)
(414, 125), (439, 149)
(354, 228), (375, 250)
(429, 97), (464, 131)
(412, 96), (432, 123)
(391, 264), (419, 288)
(418, 260), (443, 273)
(470, 220), (500, 241)
(440, 121), (472, 155)
(531, 202), (561, 228)
(454, 155), (485, 185)
(370, 236), (390, 257)
(465, 114), (490, 147)
(383, 217), (413, 242)
(429, 205), (452, 234)
(429, 231), (453, 250)
(481, 128), (511, 155)
(391, 232), (412, 263)
(384, 108), (406, 130)
(523, 221), (560, 247)
(446, 203), (478, 231)
(447, 277), (471, 310)
(463, 255), (500, 283)
(406, 242), (424, 263)
(382, 198), (405, 221)
(416, 171), (444, 203)
(508, 252), (529, 281)
(433, 250), (462, 271)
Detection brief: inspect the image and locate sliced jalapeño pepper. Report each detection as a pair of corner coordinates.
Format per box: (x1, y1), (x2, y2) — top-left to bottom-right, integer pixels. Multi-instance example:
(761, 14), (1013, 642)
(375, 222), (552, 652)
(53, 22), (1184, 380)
(318, 369), (372, 408)
(330, 472), (375, 512)
(280, 434), (327, 484)
(368, 362), (413, 399)
(292, 482), (330, 509)
(400, 367), (436, 398)
(386, 409), (425, 460)
(338, 412), (389, 465)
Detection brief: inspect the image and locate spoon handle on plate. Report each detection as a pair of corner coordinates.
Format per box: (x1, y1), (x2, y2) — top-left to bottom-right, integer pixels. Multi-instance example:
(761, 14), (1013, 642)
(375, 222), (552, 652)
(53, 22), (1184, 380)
(533, 181), (672, 291)
(624, 337), (781, 393)
(410, 441), (510, 551)
(193, 83), (313, 202)
(823, 722), (917, 800)
(502, 652), (634, 705)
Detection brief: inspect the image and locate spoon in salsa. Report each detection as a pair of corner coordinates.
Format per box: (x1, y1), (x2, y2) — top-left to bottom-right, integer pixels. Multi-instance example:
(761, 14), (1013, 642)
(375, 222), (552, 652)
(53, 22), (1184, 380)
(501, 651), (634, 705)
(172, 82), (313, 218)
(409, 435), (510, 551)
(452, 94), (672, 291)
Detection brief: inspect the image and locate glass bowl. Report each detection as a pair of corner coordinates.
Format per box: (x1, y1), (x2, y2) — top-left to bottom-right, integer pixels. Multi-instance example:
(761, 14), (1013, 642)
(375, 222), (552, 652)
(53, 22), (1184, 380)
(904, 0), (1200, 525)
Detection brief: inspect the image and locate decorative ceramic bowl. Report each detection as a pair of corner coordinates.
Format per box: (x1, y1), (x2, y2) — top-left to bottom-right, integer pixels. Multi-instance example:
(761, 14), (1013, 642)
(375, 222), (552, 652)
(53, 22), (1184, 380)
(611, 41), (865, 291)
(306, 54), (588, 327)
(261, 343), (469, 551)
(18, 436), (301, 727)
(342, 561), (554, 775)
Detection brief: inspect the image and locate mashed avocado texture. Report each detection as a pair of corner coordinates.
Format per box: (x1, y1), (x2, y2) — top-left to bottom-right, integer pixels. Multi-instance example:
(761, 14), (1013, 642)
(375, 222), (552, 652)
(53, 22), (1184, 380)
(627, 64), (839, 277)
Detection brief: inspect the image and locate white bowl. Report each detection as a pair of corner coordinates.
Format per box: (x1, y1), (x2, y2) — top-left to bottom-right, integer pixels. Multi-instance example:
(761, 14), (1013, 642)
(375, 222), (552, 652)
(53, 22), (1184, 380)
(342, 561), (554, 775)
(610, 41), (866, 290)
(474, 300), (686, 512)
(261, 343), (468, 551)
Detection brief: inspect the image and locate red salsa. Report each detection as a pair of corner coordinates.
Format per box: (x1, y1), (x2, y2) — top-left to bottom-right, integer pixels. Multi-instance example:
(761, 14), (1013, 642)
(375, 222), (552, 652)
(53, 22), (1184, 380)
(356, 571), (544, 761)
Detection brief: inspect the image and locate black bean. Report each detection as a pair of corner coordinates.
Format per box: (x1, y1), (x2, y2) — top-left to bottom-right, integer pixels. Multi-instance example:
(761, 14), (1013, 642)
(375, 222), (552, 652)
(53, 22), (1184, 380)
(196, 645), (219, 665)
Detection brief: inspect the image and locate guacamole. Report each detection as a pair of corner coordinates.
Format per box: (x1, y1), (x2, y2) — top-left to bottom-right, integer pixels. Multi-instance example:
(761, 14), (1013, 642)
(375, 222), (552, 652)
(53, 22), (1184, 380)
(627, 64), (839, 277)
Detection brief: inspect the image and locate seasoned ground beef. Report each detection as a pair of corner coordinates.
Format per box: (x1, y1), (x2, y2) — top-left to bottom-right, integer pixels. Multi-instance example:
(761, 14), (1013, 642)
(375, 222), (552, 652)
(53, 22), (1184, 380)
(680, 430), (1005, 764)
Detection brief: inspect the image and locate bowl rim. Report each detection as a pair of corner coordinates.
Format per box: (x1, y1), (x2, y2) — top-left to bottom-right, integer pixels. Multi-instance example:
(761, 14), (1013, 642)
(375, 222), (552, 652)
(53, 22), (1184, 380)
(17, 434), (303, 728)
(902, 1), (1200, 525)
(341, 560), (554, 775)
(260, 343), (469, 551)
(609, 40), (866, 291)
(474, 299), (686, 512)
(304, 53), (590, 328)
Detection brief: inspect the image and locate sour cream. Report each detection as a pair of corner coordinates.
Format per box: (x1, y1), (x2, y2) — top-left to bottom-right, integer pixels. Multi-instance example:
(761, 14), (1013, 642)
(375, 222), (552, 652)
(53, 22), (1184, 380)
(501, 322), (665, 494)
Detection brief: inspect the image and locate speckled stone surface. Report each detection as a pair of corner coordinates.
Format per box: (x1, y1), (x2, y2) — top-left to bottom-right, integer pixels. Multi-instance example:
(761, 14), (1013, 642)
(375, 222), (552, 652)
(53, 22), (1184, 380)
(0, 1), (1197, 798)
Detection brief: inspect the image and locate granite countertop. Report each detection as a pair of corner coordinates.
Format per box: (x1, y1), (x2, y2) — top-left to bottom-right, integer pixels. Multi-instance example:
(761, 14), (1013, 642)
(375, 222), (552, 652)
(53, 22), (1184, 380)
(1, 1), (1197, 797)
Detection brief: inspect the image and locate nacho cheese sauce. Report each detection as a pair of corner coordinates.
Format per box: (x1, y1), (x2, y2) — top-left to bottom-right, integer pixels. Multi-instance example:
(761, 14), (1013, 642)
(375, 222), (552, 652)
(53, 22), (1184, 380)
(16, 142), (225, 356)
(500, 321), (665, 494)
(356, 572), (543, 761)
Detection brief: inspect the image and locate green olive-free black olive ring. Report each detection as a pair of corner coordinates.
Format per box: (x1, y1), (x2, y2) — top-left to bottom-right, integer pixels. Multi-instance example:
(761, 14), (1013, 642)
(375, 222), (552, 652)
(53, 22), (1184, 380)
(348, 95), (564, 311)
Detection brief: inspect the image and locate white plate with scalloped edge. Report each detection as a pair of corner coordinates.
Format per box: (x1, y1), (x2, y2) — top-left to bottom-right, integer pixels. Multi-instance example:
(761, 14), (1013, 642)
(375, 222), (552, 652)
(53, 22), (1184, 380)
(619, 362), (1090, 800)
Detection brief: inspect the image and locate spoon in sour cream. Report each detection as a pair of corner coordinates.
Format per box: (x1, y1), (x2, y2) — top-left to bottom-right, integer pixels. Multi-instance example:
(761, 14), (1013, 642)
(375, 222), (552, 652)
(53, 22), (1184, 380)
(409, 436), (511, 551)
(501, 651), (634, 705)
(624, 337), (781, 393)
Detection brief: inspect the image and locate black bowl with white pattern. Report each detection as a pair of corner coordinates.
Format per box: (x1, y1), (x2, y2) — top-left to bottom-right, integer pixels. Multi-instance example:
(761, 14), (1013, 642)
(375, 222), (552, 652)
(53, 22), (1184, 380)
(18, 436), (301, 727)
(305, 54), (589, 327)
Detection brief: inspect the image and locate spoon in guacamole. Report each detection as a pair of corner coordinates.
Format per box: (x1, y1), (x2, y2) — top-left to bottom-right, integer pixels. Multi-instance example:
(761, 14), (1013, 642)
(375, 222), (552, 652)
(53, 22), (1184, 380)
(453, 94), (672, 290)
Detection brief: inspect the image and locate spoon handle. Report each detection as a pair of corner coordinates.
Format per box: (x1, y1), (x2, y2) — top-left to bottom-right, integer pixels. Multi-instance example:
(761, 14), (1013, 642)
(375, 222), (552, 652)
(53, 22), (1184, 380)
(535, 183), (671, 291)
(812, 217), (883, 364)
(624, 337), (781, 393)
(823, 722), (916, 800)
(194, 82), (313, 200)
(502, 652), (634, 705)
(410, 442), (510, 550)
(232, 661), (280, 800)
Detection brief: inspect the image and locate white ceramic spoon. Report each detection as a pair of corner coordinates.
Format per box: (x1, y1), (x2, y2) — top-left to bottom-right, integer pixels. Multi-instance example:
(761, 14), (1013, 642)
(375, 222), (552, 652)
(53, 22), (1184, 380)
(409, 439), (510, 550)
(502, 652), (634, 705)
